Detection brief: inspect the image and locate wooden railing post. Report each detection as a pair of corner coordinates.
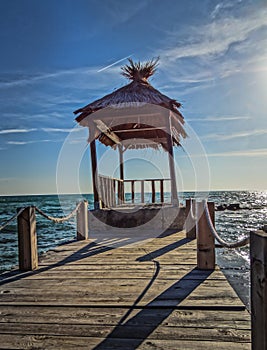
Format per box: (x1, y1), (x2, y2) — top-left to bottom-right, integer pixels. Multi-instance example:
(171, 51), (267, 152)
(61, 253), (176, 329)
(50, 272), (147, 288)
(185, 199), (196, 239)
(118, 180), (124, 205)
(141, 180), (145, 203)
(160, 179), (164, 203)
(77, 201), (88, 240)
(196, 200), (215, 270)
(151, 180), (156, 203)
(106, 178), (112, 208)
(250, 229), (267, 350)
(17, 206), (38, 271)
(131, 180), (135, 204)
(112, 179), (116, 207)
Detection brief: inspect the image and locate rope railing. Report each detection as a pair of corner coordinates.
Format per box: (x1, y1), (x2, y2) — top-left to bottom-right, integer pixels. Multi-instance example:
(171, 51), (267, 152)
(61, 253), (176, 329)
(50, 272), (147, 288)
(34, 202), (82, 223)
(0, 207), (27, 232)
(0, 202), (83, 232)
(203, 201), (250, 248)
(1, 200), (88, 271)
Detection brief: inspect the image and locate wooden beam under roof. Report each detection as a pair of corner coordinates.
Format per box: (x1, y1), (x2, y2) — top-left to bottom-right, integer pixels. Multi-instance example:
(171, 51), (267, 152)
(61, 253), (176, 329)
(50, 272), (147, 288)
(94, 119), (121, 145)
(113, 126), (167, 133)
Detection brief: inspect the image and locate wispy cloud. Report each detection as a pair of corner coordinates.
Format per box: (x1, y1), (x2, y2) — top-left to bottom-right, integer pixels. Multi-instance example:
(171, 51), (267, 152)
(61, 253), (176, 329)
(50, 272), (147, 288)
(187, 116), (251, 122)
(7, 139), (63, 145)
(210, 0), (242, 19)
(203, 129), (267, 141)
(0, 128), (37, 134)
(207, 148), (267, 157)
(162, 8), (267, 61)
(157, 4), (267, 86)
(68, 139), (87, 145)
(0, 68), (88, 89)
(0, 177), (16, 182)
(102, 0), (151, 25)
(97, 55), (133, 73)
(7, 141), (31, 145)
(0, 62), (124, 90)
(42, 127), (84, 133)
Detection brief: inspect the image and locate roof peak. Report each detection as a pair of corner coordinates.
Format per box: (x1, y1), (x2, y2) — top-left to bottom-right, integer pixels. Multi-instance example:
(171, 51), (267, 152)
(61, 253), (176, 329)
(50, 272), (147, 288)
(121, 58), (159, 82)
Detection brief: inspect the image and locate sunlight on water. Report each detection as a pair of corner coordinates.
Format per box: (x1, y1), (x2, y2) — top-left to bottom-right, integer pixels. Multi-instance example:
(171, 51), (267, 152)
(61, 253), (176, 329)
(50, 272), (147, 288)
(0, 191), (266, 272)
(0, 190), (266, 306)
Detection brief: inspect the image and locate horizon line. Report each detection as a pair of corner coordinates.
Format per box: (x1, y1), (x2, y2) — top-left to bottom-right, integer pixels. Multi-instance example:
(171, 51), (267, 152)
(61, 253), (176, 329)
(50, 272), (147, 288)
(0, 189), (266, 197)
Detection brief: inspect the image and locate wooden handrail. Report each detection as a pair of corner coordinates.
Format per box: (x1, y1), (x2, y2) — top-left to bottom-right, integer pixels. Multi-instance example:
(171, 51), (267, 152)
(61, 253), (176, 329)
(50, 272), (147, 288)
(123, 178), (171, 182)
(98, 174), (123, 182)
(98, 174), (171, 207)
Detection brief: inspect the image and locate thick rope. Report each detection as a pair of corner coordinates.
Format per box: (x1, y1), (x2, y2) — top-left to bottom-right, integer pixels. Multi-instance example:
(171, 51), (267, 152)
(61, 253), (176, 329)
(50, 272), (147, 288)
(0, 207), (27, 232)
(204, 202), (250, 248)
(34, 202), (82, 223)
(0, 202), (83, 232)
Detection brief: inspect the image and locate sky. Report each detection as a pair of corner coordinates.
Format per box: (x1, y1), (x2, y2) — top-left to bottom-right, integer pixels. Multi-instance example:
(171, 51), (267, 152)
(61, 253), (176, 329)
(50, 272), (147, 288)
(0, 0), (266, 195)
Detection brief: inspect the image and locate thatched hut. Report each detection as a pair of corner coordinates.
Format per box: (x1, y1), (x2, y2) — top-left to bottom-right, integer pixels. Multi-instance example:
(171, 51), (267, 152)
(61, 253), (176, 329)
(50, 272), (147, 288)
(74, 59), (186, 209)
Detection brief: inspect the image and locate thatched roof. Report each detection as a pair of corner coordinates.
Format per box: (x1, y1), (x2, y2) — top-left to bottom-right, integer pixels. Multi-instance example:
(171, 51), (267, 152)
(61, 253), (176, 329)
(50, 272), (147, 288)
(74, 59), (187, 150)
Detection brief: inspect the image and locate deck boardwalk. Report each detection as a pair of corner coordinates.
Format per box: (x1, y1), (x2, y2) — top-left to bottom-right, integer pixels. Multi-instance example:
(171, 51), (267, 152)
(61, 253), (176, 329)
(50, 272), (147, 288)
(0, 230), (251, 349)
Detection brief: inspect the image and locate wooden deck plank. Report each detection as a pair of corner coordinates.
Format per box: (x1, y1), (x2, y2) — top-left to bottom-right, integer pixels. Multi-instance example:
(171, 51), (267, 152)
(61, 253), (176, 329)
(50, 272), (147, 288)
(0, 229), (251, 349)
(0, 306), (251, 328)
(0, 334), (251, 349)
(0, 322), (250, 342)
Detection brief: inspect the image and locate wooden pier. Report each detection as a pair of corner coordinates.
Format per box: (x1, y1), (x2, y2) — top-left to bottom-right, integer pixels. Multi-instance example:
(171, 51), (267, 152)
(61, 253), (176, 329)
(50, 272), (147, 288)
(0, 229), (251, 349)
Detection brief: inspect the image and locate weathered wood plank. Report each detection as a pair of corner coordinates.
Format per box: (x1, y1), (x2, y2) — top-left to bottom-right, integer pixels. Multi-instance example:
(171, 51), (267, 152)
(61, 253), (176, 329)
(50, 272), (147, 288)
(0, 334), (251, 350)
(0, 306), (251, 328)
(0, 229), (251, 349)
(4, 271), (228, 282)
(0, 322), (251, 342)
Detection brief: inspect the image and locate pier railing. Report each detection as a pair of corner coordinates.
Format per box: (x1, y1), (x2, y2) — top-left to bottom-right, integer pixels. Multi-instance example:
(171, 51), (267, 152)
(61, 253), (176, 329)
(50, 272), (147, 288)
(186, 198), (266, 350)
(0, 200), (88, 271)
(98, 174), (171, 208)
(1, 198), (266, 349)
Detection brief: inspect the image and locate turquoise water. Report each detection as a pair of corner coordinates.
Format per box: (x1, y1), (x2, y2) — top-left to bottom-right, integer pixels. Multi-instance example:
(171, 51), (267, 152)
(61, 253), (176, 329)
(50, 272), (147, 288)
(0, 190), (266, 308)
(0, 191), (266, 273)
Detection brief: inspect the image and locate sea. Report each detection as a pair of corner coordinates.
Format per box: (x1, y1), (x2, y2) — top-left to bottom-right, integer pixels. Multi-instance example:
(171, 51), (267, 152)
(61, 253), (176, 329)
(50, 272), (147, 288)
(0, 190), (266, 309)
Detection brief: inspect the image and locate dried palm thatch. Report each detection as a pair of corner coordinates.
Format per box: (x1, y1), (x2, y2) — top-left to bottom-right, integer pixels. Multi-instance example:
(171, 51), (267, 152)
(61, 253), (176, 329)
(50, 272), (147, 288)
(74, 58), (187, 151)
(121, 58), (159, 81)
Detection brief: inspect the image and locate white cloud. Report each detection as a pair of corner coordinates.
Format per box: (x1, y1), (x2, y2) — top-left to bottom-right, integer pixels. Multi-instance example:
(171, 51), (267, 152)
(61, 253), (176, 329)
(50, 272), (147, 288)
(163, 9), (267, 61)
(0, 68), (86, 89)
(42, 127), (84, 133)
(203, 129), (267, 141)
(68, 139), (86, 144)
(157, 5), (267, 85)
(211, 3), (225, 19)
(102, 0), (150, 25)
(97, 54), (133, 72)
(187, 116), (251, 122)
(7, 139), (63, 145)
(0, 128), (37, 134)
(0, 177), (16, 181)
(0, 63), (123, 90)
(207, 148), (267, 157)
(210, 0), (244, 19)
(7, 141), (30, 145)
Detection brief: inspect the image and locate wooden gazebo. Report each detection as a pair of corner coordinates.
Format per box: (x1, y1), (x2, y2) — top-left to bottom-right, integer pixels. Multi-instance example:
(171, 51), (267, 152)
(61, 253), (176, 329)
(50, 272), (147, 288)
(74, 59), (187, 209)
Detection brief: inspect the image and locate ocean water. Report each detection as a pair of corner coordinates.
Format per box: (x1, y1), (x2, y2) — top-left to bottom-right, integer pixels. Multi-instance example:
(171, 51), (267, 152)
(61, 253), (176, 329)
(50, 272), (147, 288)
(0, 191), (266, 308)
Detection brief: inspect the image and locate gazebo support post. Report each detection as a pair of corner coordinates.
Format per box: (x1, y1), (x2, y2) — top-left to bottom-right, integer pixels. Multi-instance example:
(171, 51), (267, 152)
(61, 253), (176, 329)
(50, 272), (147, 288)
(90, 138), (100, 209)
(118, 144), (125, 204)
(166, 117), (178, 206)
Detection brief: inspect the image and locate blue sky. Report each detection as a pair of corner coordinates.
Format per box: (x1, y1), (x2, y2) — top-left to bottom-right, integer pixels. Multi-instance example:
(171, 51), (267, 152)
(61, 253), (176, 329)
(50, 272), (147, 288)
(0, 0), (266, 195)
